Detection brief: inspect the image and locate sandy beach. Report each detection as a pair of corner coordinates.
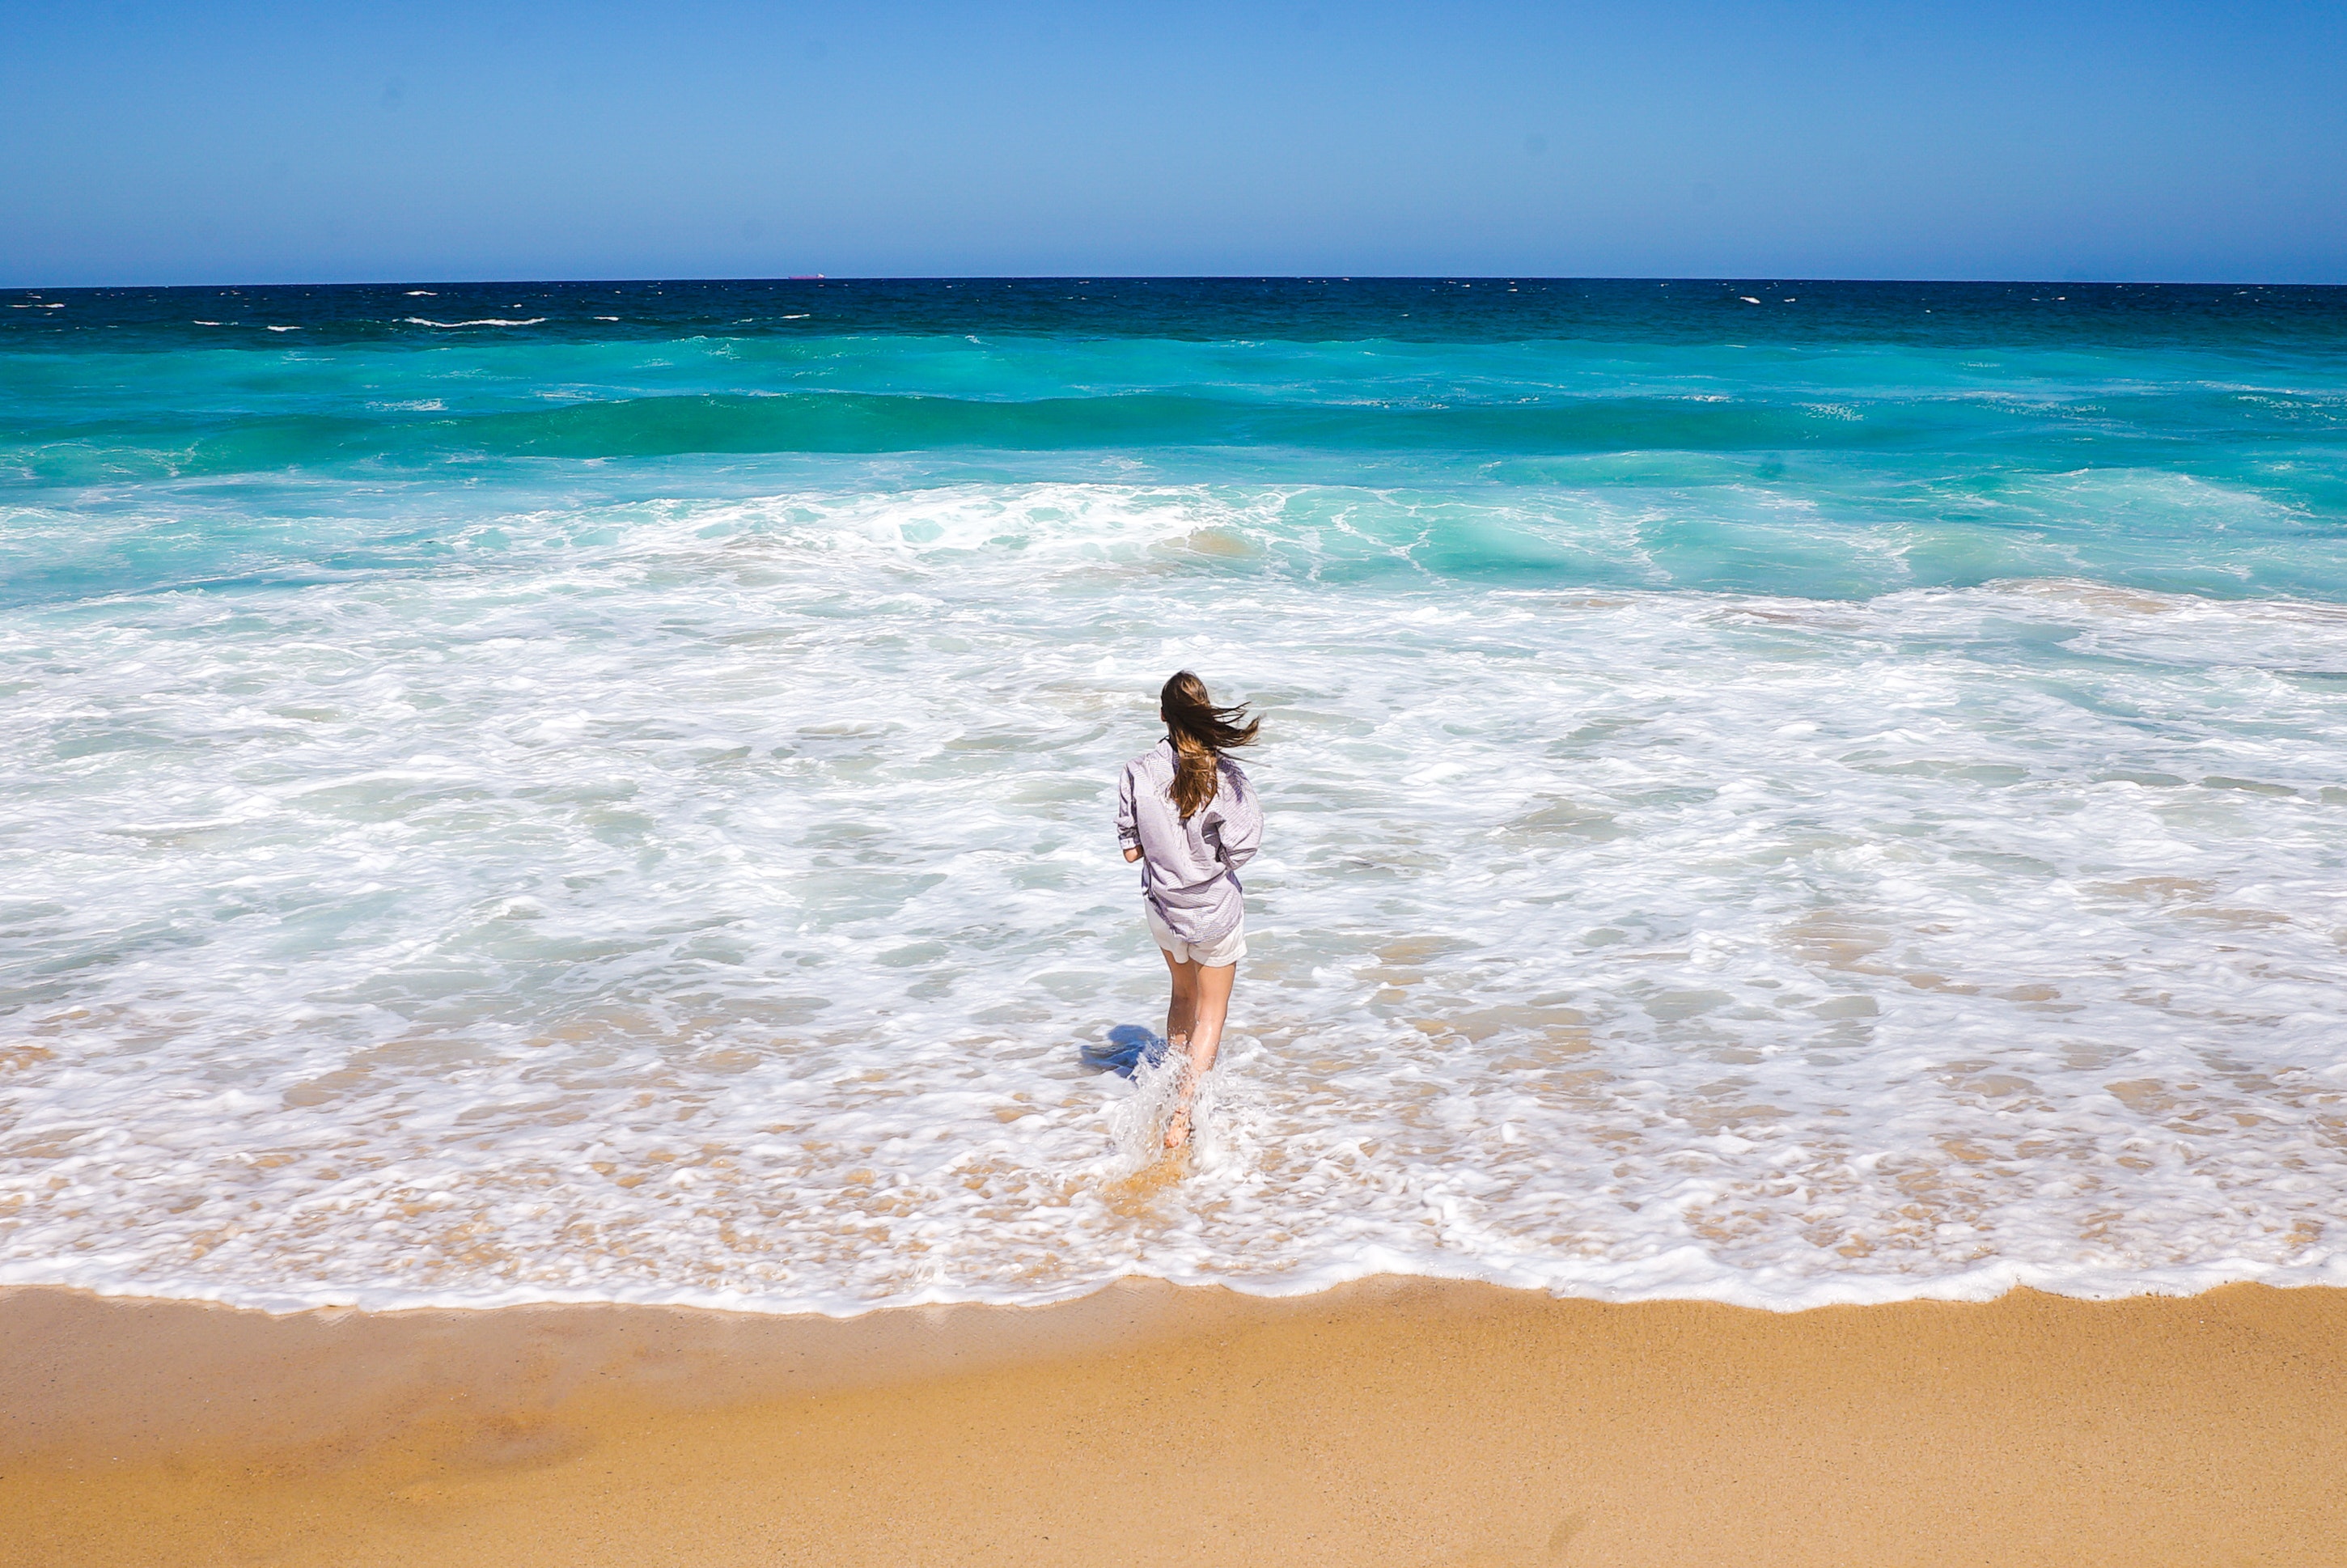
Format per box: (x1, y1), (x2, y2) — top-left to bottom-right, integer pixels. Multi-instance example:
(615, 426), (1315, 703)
(6, 1277), (2342, 1567)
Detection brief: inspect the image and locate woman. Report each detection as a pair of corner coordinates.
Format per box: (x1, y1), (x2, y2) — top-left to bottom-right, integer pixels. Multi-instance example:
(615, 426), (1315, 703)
(1116, 671), (1264, 1151)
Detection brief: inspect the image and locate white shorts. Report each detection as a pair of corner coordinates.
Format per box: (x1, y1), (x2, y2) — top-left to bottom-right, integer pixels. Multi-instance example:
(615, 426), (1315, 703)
(1146, 903), (1247, 967)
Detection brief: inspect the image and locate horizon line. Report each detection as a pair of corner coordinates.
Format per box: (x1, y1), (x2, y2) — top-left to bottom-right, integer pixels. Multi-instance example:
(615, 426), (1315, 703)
(10, 273), (2345, 294)
(4, 269), (2347, 290)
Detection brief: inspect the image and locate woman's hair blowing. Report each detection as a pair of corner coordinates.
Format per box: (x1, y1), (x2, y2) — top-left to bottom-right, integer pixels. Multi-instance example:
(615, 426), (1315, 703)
(1160, 671), (1260, 820)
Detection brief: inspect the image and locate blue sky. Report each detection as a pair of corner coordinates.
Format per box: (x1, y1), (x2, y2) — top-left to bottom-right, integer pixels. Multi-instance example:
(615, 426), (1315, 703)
(3, 0), (2342, 285)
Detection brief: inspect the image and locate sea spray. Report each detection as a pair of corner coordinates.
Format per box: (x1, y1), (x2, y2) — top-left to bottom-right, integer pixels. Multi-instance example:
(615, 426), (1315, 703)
(1104, 1046), (1254, 1178)
(1108, 1046), (1193, 1173)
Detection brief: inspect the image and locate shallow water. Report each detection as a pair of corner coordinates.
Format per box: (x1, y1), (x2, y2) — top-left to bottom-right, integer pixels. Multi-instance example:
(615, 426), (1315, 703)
(5, 278), (2346, 1312)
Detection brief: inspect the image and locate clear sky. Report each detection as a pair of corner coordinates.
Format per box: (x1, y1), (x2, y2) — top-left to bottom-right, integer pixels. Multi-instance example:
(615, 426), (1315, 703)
(4, 0), (2342, 286)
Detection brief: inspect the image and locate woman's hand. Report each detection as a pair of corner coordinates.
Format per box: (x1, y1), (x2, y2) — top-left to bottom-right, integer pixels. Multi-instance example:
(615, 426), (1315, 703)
(1124, 846), (1142, 862)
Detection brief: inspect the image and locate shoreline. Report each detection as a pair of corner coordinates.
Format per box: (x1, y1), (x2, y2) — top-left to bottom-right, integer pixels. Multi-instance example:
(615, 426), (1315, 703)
(6, 1278), (2345, 1566)
(17, 1245), (2343, 1320)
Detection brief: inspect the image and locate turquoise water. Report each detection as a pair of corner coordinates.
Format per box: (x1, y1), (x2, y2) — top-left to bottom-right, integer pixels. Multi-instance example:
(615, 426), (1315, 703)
(5, 278), (2346, 1312)
(9, 279), (2347, 605)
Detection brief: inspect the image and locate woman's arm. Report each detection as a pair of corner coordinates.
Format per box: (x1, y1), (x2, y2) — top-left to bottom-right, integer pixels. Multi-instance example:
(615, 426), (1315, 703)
(1116, 762), (1142, 862)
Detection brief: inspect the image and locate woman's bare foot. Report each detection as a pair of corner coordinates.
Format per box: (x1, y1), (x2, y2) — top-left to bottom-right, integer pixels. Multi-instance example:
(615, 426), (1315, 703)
(1157, 1036), (1195, 1150)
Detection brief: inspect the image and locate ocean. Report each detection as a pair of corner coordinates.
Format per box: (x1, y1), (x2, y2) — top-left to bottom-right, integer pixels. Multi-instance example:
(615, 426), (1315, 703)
(3, 276), (2345, 1314)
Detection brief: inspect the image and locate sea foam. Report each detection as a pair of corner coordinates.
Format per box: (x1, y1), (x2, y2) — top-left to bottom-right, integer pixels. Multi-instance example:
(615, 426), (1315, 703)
(4, 482), (2345, 1314)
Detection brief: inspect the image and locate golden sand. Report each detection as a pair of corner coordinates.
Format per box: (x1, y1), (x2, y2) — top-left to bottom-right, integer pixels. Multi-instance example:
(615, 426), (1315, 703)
(4, 1278), (2343, 1566)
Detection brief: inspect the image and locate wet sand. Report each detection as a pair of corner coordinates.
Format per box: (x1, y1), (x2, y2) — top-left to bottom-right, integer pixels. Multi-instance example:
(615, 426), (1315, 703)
(4, 1278), (2343, 1567)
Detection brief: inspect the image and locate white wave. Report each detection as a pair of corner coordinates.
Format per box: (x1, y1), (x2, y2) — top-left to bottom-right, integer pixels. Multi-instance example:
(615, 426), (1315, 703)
(4, 482), (2347, 1315)
(403, 316), (549, 328)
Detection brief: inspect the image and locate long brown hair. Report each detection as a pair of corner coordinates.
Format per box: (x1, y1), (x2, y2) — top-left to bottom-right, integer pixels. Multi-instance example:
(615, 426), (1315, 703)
(1160, 671), (1260, 820)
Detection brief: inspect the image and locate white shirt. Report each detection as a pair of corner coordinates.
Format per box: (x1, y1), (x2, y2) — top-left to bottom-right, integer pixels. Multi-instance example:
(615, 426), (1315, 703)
(1115, 739), (1263, 943)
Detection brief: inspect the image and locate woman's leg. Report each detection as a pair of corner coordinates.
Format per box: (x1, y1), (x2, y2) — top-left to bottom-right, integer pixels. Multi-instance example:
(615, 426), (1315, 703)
(1160, 947), (1200, 1050)
(1184, 960), (1236, 1079)
(1163, 959), (1236, 1150)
